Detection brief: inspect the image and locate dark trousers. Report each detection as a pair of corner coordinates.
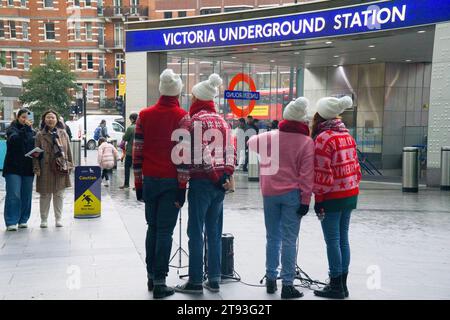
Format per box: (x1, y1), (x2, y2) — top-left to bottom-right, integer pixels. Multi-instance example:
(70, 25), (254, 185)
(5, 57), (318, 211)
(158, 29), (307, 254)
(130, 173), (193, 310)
(102, 169), (112, 181)
(144, 176), (179, 285)
(124, 155), (132, 187)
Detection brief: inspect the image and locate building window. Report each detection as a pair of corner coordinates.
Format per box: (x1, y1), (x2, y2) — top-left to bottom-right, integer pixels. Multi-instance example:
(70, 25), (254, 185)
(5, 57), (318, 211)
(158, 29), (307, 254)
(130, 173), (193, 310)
(74, 22), (81, 40)
(99, 84), (106, 101)
(85, 0), (91, 7)
(130, 0), (139, 14)
(200, 8), (221, 15)
(24, 52), (30, 71)
(97, 0), (103, 15)
(22, 22), (29, 40)
(115, 53), (124, 76)
(114, 0), (122, 15)
(87, 53), (93, 70)
(11, 52), (18, 69)
(75, 53), (82, 70)
(21, 0), (27, 7)
(8, 0), (14, 6)
(114, 23), (123, 47)
(0, 22), (4, 38)
(98, 23), (104, 46)
(87, 84), (94, 102)
(164, 12), (173, 19)
(74, 0), (80, 6)
(99, 54), (105, 74)
(45, 51), (56, 62)
(178, 11), (187, 18)
(0, 52), (6, 69)
(85, 22), (92, 40)
(9, 21), (16, 38)
(45, 23), (55, 40)
(44, 0), (54, 8)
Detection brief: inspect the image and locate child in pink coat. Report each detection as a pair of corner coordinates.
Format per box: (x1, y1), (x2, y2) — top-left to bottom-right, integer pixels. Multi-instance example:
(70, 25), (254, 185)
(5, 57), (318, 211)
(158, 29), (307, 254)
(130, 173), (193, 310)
(97, 137), (119, 187)
(248, 97), (314, 299)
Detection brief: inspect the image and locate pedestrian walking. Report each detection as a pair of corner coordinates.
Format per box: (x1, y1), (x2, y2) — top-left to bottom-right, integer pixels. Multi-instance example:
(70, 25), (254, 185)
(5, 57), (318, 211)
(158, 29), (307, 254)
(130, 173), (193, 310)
(97, 137), (119, 187)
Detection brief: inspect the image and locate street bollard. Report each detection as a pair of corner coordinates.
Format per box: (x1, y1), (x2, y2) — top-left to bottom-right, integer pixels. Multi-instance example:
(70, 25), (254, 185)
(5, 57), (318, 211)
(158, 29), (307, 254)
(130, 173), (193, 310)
(248, 149), (259, 182)
(71, 139), (81, 167)
(402, 147), (419, 193)
(441, 146), (450, 191)
(110, 139), (118, 170)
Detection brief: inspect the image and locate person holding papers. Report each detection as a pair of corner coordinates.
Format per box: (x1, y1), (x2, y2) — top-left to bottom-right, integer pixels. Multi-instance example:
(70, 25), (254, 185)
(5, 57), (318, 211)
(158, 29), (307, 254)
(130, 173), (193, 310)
(2, 108), (37, 231)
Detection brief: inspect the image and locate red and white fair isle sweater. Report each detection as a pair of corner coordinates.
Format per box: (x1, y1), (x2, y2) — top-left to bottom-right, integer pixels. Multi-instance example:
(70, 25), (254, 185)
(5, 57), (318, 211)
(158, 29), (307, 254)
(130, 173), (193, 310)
(179, 99), (236, 182)
(313, 119), (362, 211)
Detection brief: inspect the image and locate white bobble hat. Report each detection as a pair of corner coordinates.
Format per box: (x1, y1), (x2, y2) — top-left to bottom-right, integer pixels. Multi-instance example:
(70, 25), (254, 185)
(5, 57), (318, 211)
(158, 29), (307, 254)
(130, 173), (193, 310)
(316, 96), (353, 120)
(283, 97), (310, 122)
(159, 69), (183, 97)
(192, 73), (223, 101)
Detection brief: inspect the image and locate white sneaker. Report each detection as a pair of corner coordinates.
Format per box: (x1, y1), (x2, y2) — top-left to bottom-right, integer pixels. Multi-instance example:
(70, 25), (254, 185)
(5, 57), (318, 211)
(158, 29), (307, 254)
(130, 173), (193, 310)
(6, 225), (18, 231)
(18, 223), (28, 229)
(40, 221), (48, 228)
(55, 221), (63, 228)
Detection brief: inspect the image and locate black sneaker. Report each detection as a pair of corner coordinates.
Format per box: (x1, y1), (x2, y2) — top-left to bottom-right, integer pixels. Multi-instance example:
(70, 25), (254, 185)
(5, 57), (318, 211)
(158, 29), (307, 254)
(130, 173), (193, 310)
(203, 280), (220, 293)
(174, 282), (203, 294)
(147, 279), (154, 292)
(281, 285), (304, 299)
(153, 285), (175, 299)
(266, 279), (277, 294)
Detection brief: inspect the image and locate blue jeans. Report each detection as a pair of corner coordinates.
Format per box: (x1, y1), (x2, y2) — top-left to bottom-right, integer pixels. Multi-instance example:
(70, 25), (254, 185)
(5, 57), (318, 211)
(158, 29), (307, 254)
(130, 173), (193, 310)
(187, 179), (225, 285)
(263, 189), (301, 286)
(143, 177), (179, 285)
(3, 174), (34, 227)
(320, 210), (352, 278)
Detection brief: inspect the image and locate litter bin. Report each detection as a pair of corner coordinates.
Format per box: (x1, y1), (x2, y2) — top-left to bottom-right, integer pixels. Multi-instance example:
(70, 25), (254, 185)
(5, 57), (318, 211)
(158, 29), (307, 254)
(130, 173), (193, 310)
(402, 147), (419, 193)
(248, 149), (259, 182)
(441, 146), (450, 191)
(71, 139), (81, 167)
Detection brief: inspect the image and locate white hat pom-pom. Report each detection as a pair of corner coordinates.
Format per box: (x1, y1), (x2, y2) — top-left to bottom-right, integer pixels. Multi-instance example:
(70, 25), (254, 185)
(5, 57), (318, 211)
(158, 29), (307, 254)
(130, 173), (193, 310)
(208, 73), (223, 88)
(339, 96), (353, 110)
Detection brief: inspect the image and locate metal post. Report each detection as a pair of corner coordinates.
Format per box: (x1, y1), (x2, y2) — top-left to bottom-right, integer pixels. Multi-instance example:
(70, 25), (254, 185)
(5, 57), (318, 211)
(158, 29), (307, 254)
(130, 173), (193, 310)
(402, 147), (419, 193)
(83, 88), (87, 160)
(441, 146), (450, 190)
(248, 149), (259, 182)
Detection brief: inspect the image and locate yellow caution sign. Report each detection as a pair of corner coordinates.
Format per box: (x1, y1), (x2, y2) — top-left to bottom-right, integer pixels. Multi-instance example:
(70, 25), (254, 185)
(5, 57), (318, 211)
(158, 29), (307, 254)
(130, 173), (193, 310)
(118, 74), (126, 97)
(74, 166), (101, 219)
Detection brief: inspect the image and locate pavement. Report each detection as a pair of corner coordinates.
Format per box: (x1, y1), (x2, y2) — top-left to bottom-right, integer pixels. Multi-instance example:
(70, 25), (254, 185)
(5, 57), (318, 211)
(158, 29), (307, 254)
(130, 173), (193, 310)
(1, 150), (450, 300)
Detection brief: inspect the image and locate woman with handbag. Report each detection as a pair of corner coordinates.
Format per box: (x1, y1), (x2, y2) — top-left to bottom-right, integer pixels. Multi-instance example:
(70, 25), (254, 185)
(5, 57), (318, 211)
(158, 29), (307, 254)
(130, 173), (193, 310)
(33, 110), (73, 228)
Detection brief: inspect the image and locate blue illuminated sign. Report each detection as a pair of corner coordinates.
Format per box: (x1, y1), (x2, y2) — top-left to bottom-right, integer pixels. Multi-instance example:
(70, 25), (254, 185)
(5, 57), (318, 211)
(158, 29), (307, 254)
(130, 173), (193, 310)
(126, 0), (450, 52)
(225, 90), (260, 101)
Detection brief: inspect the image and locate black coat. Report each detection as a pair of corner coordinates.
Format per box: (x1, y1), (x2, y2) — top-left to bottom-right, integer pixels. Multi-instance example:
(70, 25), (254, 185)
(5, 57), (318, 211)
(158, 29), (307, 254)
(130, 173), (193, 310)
(2, 121), (36, 177)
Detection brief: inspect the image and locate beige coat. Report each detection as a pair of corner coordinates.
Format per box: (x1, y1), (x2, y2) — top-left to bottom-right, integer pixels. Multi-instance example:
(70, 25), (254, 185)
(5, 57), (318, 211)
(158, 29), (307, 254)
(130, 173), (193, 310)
(33, 128), (73, 194)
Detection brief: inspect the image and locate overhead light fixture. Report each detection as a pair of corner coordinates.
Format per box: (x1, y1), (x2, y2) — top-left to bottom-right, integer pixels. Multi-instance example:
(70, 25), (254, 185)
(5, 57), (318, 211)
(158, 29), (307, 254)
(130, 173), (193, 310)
(270, 60), (275, 63)
(252, 48), (258, 51)
(280, 43), (292, 47)
(294, 52), (300, 55)
(417, 30), (426, 33)
(333, 64), (338, 67)
(370, 57), (377, 61)
(368, 44), (376, 48)
(334, 55), (340, 58)
(405, 59), (412, 62)
(325, 41), (333, 45)
(231, 56), (237, 59)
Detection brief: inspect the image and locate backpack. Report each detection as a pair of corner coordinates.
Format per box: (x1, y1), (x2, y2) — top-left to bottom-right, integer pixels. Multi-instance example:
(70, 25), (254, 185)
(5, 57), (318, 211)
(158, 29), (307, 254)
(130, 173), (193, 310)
(94, 127), (102, 141)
